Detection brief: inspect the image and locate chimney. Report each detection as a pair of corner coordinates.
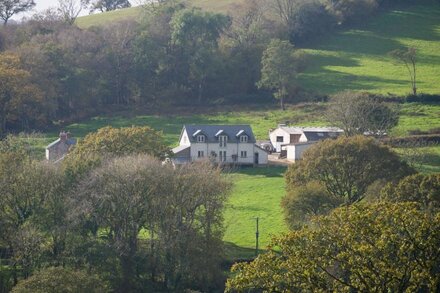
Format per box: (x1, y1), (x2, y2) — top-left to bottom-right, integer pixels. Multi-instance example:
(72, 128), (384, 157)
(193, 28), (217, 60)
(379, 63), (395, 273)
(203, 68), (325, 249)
(59, 131), (67, 142)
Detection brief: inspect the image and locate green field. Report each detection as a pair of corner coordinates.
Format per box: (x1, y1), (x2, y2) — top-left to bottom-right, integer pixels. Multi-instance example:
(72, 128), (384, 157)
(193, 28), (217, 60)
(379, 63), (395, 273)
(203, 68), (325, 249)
(300, 3), (440, 95)
(224, 167), (287, 252)
(37, 102), (439, 144)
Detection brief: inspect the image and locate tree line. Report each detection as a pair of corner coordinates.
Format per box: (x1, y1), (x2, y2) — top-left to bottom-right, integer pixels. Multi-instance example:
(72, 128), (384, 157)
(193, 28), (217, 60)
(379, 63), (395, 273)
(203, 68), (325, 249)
(0, 127), (231, 292)
(0, 0), (419, 136)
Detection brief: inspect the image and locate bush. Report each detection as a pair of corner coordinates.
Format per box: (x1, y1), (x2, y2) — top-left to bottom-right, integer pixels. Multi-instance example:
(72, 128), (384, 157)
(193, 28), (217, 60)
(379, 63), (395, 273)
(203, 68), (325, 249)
(382, 134), (440, 146)
(281, 181), (343, 229)
(405, 94), (440, 103)
(381, 173), (440, 209)
(11, 267), (108, 293)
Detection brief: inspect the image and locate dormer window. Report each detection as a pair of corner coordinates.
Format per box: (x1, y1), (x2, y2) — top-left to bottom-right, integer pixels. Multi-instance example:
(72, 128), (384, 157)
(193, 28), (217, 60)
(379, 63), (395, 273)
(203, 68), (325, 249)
(197, 135), (205, 143)
(240, 135), (248, 143)
(219, 135), (227, 147)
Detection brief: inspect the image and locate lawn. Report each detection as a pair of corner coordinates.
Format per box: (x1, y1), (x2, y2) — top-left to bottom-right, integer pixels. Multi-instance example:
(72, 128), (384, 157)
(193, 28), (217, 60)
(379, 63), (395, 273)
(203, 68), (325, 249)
(37, 102), (439, 145)
(300, 3), (440, 95)
(224, 166), (288, 253)
(44, 104), (327, 146)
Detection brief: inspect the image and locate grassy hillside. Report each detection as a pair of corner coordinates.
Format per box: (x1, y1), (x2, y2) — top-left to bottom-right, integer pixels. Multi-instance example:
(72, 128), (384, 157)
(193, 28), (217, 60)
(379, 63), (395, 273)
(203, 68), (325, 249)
(77, 2), (440, 95)
(300, 3), (440, 95)
(76, 0), (236, 28)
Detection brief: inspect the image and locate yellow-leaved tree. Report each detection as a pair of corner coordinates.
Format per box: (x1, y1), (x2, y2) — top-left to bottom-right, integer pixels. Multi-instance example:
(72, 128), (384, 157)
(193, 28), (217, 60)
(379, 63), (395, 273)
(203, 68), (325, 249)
(226, 202), (440, 292)
(0, 52), (47, 136)
(63, 126), (170, 180)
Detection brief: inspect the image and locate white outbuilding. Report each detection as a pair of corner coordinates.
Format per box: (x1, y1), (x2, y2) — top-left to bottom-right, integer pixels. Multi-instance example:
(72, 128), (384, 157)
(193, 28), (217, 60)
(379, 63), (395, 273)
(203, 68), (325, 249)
(269, 125), (343, 161)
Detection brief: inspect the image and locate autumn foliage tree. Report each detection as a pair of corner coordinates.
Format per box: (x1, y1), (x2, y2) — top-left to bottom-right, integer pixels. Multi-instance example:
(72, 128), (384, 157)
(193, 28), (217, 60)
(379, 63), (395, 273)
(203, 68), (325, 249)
(380, 173), (440, 209)
(11, 267), (108, 293)
(285, 136), (414, 204)
(0, 53), (47, 137)
(227, 202), (440, 292)
(63, 126), (170, 179)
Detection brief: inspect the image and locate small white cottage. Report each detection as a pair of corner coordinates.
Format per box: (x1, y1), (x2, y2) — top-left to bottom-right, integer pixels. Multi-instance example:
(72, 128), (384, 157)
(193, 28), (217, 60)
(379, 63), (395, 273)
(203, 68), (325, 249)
(269, 125), (343, 161)
(45, 131), (76, 162)
(172, 125), (268, 165)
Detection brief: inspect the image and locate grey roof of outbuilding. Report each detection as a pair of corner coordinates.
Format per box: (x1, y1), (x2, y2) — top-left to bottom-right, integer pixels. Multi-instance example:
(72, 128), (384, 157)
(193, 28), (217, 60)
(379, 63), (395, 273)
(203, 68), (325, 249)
(46, 138), (77, 149)
(303, 131), (341, 142)
(183, 125), (256, 143)
(172, 145), (190, 155)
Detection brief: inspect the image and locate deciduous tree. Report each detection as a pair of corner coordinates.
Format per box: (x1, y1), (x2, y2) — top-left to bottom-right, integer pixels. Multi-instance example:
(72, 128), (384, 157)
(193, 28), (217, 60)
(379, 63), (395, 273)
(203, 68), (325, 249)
(85, 0), (130, 13)
(226, 202), (440, 292)
(281, 181), (342, 229)
(389, 47), (417, 95)
(257, 39), (306, 110)
(57, 0), (83, 24)
(380, 173), (440, 209)
(0, 0), (35, 25)
(326, 91), (399, 136)
(0, 53), (46, 136)
(11, 267), (108, 293)
(63, 126), (170, 180)
(285, 136), (414, 204)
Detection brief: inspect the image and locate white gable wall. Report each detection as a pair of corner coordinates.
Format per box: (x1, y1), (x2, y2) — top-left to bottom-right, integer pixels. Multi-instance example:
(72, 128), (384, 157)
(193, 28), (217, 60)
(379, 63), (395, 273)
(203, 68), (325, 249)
(179, 129), (191, 146)
(269, 128), (290, 152)
(286, 142), (315, 161)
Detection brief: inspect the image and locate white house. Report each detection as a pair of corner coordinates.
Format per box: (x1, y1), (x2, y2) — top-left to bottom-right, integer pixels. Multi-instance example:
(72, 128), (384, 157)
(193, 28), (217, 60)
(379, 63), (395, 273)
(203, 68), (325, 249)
(172, 125), (268, 165)
(46, 131), (76, 162)
(269, 125), (343, 161)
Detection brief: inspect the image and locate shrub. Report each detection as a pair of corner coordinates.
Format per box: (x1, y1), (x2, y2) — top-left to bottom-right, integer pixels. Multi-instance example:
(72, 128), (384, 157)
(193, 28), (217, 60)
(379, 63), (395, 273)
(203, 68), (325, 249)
(381, 173), (440, 209)
(11, 267), (108, 293)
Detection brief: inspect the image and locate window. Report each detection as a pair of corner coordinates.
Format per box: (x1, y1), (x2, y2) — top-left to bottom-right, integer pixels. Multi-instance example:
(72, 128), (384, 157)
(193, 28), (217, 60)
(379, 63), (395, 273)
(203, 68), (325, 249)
(276, 136), (284, 142)
(240, 151), (247, 158)
(197, 135), (205, 143)
(197, 151), (204, 158)
(240, 135), (248, 143)
(219, 135), (227, 147)
(219, 151), (227, 162)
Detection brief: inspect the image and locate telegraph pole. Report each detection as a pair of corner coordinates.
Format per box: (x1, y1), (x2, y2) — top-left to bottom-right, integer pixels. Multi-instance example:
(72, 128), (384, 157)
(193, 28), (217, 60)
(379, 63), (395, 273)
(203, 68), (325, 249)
(255, 217), (259, 256)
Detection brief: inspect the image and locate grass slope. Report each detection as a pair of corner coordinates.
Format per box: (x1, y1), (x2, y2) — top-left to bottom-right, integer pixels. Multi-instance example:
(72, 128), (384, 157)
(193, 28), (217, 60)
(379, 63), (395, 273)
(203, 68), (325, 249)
(224, 167), (287, 250)
(77, 2), (440, 95)
(76, 0), (237, 28)
(300, 3), (440, 95)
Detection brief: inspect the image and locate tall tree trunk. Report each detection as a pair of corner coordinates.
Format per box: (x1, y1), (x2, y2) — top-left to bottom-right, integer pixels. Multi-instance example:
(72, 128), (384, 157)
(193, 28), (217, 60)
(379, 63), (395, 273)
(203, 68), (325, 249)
(198, 81), (203, 104)
(280, 96), (285, 111)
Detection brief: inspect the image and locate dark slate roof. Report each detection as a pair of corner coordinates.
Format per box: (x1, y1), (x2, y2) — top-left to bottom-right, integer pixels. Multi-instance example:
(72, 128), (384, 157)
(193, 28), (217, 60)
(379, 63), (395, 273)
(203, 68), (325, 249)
(183, 125), (256, 143)
(303, 131), (340, 142)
